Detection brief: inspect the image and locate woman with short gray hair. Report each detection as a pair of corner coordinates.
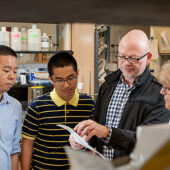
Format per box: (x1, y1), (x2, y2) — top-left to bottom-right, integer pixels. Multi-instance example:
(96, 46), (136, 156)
(159, 60), (170, 110)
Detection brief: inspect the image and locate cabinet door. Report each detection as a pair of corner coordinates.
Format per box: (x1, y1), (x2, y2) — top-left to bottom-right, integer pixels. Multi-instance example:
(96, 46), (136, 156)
(72, 23), (95, 96)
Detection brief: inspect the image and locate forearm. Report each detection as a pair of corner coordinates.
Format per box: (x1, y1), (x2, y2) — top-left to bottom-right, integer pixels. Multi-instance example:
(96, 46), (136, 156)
(11, 153), (19, 170)
(21, 138), (34, 170)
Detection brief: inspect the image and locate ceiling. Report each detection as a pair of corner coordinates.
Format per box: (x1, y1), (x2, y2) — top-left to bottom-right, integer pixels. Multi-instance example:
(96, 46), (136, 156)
(1, 0), (170, 26)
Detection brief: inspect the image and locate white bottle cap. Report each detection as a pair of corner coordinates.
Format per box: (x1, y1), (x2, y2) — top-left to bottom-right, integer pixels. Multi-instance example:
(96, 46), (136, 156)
(1, 26), (6, 31)
(21, 27), (26, 32)
(13, 27), (18, 32)
(43, 33), (47, 36)
(32, 24), (37, 29)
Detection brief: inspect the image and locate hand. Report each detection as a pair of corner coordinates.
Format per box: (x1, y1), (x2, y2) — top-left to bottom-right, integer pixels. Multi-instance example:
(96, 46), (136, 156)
(69, 134), (84, 150)
(74, 119), (109, 141)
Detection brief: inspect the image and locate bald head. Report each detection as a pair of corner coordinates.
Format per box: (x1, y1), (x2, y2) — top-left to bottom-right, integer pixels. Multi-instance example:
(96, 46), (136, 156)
(117, 30), (152, 85)
(119, 30), (150, 55)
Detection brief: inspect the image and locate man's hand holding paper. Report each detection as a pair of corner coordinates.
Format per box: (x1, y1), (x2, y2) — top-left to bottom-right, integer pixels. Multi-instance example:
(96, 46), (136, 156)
(74, 119), (109, 141)
(57, 124), (106, 159)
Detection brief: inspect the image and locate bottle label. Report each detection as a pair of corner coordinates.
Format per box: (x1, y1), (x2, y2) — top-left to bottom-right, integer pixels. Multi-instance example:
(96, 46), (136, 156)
(30, 34), (38, 38)
(21, 37), (27, 40)
(42, 42), (49, 48)
(12, 34), (20, 38)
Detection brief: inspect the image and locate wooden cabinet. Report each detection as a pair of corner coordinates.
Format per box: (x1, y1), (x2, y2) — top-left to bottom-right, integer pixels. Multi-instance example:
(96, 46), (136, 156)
(71, 23), (95, 96)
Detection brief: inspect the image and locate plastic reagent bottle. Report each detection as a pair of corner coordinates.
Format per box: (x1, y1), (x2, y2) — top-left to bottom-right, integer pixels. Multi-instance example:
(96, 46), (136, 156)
(28, 24), (41, 51)
(11, 27), (21, 51)
(41, 33), (49, 51)
(0, 27), (9, 46)
(21, 28), (28, 51)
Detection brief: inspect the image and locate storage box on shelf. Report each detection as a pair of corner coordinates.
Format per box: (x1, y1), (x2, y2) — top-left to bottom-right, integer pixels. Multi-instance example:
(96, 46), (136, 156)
(149, 26), (170, 78)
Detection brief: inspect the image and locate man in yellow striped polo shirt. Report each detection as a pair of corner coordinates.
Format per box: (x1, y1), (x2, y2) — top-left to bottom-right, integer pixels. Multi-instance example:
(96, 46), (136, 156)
(21, 52), (95, 170)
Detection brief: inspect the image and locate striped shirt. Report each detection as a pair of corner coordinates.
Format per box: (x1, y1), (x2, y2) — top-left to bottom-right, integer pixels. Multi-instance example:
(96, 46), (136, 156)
(22, 89), (95, 170)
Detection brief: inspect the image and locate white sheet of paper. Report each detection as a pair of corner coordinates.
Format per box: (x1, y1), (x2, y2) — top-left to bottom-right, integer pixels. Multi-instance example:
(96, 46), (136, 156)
(56, 124), (106, 159)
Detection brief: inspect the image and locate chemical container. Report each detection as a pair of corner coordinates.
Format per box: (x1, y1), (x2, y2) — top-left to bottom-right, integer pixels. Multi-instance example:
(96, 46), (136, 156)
(28, 24), (41, 51)
(0, 26), (9, 46)
(41, 33), (49, 51)
(21, 28), (28, 51)
(11, 27), (21, 51)
(48, 36), (54, 51)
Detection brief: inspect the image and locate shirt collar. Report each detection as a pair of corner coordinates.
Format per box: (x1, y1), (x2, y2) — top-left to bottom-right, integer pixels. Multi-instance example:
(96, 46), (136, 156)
(0, 92), (10, 104)
(119, 74), (141, 89)
(50, 88), (79, 107)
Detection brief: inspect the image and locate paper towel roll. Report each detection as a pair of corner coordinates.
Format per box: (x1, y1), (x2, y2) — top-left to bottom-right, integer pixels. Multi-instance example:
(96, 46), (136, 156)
(61, 23), (71, 50)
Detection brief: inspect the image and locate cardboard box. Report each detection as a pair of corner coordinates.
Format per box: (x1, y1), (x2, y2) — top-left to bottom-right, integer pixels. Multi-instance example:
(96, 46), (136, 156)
(66, 123), (170, 170)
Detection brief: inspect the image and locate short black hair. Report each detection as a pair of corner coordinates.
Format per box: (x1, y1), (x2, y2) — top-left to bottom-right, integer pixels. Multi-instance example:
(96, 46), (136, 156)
(48, 52), (78, 77)
(0, 45), (17, 57)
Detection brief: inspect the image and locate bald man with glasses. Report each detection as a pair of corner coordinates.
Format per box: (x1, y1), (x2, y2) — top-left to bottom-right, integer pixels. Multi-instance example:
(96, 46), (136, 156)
(69, 29), (170, 160)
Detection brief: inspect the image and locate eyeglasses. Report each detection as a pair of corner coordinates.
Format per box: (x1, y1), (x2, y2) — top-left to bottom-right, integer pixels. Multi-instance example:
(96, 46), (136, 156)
(162, 87), (170, 95)
(117, 52), (149, 64)
(53, 75), (77, 85)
